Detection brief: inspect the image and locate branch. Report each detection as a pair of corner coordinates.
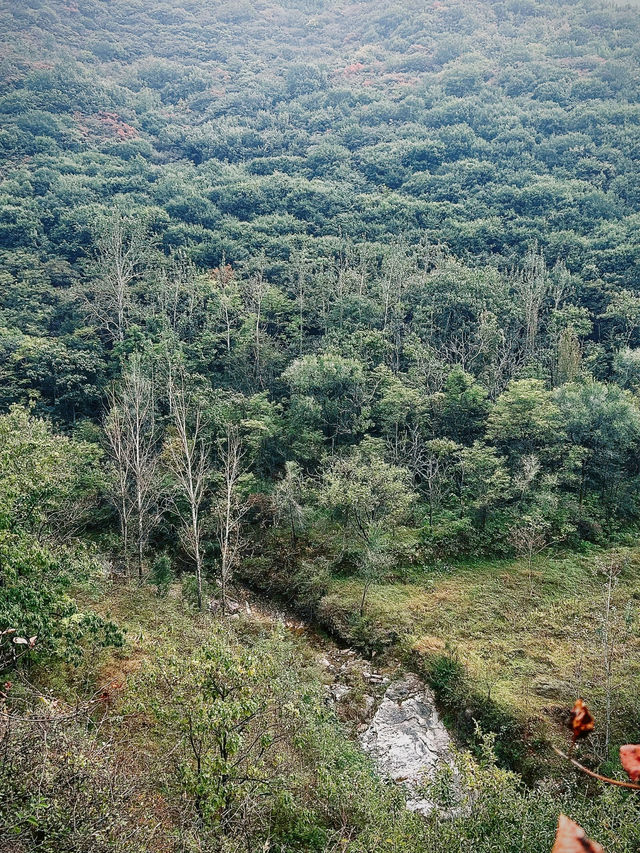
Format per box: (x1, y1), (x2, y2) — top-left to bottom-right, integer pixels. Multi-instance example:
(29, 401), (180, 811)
(552, 746), (640, 790)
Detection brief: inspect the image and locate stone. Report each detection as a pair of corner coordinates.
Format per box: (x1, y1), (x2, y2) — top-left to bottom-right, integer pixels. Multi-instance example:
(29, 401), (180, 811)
(362, 694), (376, 715)
(532, 677), (569, 699)
(360, 674), (463, 817)
(330, 683), (351, 702)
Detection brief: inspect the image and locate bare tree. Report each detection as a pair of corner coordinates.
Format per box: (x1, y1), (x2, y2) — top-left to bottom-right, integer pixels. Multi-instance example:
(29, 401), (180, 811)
(155, 253), (204, 341)
(104, 356), (160, 582)
(104, 396), (134, 577)
(214, 427), (248, 614)
(290, 251), (310, 356)
(514, 244), (548, 359)
(509, 515), (548, 596)
(80, 213), (149, 344)
(601, 556), (618, 757)
(241, 254), (267, 389)
(596, 555), (633, 758)
(404, 437), (459, 529)
(212, 262), (240, 357)
(550, 259), (572, 312)
(165, 376), (211, 610)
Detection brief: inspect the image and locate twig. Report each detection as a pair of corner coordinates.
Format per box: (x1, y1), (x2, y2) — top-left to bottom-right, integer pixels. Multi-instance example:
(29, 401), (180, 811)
(552, 746), (640, 790)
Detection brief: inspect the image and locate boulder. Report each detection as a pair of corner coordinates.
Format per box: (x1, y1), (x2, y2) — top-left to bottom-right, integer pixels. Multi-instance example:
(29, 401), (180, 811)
(360, 674), (463, 817)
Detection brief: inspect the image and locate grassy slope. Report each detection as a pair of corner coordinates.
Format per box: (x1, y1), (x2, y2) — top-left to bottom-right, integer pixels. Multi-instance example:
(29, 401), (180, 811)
(319, 547), (640, 761)
(33, 580), (640, 852)
(65, 584), (333, 849)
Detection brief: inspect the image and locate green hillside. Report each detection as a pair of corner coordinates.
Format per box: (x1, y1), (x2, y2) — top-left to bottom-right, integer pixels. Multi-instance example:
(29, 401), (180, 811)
(2, 1), (640, 851)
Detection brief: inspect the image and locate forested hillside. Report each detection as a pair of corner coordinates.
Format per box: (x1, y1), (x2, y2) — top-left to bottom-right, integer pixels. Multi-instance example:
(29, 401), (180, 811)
(2, 1), (640, 851)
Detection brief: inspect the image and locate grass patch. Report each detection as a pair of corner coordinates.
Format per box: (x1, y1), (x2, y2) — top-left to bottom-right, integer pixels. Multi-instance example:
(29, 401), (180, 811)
(317, 547), (640, 772)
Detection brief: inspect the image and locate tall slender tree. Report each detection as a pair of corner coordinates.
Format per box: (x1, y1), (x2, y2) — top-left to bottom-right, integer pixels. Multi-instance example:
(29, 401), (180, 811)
(165, 374), (211, 610)
(81, 213), (150, 345)
(105, 355), (160, 582)
(214, 426), (247, 614)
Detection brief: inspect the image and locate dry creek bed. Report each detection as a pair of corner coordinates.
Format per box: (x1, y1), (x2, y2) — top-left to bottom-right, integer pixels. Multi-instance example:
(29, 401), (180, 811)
(227, 590), (463, 816)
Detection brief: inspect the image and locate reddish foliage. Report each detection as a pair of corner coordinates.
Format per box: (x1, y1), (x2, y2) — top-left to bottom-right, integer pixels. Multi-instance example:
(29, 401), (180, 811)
(342, 62), (365, 74)
(552, 815), (604, 853)
(97, 111), (138, 140)
(74, 111), (138, 142)
(620, 745), (640, 782)
(97, 680), (125, 708)
(569, 698), (595, 743)
(210, 264), (234, 285)
(245, 493), (275, 527)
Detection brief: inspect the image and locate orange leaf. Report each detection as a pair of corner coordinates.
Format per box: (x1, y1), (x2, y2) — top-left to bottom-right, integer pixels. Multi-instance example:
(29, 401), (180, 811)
(569, 698), (594, 742)
(620, 745), (640, 782)
(552, 815), (605, 853)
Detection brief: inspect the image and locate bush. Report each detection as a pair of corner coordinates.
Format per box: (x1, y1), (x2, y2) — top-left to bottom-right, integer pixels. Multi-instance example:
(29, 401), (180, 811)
(181, 572), (208, 608)
(150, 553), (173, 597)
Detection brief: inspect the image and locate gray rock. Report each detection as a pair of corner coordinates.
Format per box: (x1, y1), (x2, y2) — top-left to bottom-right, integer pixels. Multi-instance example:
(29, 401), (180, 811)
(360, 674), (462, 817)
(532, 678), (569, 699)
(208, 597), (241, 615)
(362, 694), (376, 715)
(330, 683), (351, 702)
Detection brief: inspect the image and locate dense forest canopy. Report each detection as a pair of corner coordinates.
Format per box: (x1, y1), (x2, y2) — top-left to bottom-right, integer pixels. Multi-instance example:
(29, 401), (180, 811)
(3, 1), (640, 851)
(2, 0), (640, 541)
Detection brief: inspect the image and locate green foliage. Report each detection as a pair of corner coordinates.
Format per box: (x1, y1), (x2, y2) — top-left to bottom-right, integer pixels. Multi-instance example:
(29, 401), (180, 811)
(0, 714), (148, 853)
(144, 630), (282, 824)
(180, 572), (208, 609)
(420, 651), (529, 777)
(0, 405), (103, 535)
(4, 2), (640, 848)
(150, 552), (173, 597)
(486, 380), (564, 463)
(320, 440), (416, 538)
(0, 533), (122, 672)
(0, 406), (120, 672)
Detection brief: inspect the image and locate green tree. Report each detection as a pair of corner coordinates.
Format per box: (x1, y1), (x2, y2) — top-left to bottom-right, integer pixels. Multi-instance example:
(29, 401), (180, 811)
(283, 353), (377, 451)
(145, 630), (293, 827)
(0, 404), (102, 537)
(438, 368), (490, 444)
(486, 379), (564, 465)
(458, 441), (510, 532)
(555, 381), (640, 521)
(320, 440), (416, 613)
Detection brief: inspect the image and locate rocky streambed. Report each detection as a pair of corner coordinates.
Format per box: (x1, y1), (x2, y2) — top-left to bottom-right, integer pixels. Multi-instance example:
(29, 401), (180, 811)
(235, 590), (461, 817)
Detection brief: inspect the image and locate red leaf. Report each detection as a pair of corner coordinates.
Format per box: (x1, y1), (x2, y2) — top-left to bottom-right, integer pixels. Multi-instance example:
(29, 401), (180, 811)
(552, 815), (605, 853)
(620, 745), (640, 782)
(569, 698), (594, 742)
